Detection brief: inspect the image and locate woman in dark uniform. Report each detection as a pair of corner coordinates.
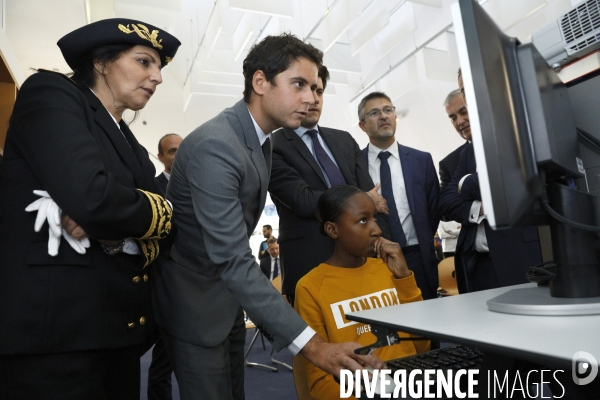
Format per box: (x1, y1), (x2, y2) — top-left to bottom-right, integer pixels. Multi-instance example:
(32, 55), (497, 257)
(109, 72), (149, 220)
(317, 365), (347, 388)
(0, 19), (179, 399)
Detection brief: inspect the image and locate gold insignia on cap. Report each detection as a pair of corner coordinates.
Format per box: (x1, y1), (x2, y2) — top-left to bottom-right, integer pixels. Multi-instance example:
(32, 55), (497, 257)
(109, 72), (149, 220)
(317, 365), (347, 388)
(118, 23), (163, 50)
(165, 56), (173, 64)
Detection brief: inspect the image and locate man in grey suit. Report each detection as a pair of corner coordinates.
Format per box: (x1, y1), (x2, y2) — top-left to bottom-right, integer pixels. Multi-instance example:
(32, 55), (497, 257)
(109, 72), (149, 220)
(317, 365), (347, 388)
(152, 33), (384, 400)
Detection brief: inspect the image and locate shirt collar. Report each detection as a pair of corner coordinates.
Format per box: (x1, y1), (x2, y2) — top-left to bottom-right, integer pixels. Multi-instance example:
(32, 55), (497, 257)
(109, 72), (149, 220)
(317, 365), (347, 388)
(295, 125), (318, 139)
(247, 106), (270, 146)
(368, 141), (399, 160)
(163, 171), (171, 180)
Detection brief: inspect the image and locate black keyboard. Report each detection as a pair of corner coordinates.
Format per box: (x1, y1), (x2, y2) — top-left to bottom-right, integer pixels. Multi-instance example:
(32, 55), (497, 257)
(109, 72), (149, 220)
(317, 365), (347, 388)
(386, 344), (483, 371)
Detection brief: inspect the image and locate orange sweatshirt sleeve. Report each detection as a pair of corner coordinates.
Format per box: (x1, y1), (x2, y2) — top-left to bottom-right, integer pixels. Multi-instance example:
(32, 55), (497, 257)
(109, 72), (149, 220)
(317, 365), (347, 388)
(392, 271), (431, 354)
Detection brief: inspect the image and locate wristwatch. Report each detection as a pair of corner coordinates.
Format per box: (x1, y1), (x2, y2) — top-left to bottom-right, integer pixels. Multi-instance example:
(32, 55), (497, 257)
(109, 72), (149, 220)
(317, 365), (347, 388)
(101, 240), (125, 256)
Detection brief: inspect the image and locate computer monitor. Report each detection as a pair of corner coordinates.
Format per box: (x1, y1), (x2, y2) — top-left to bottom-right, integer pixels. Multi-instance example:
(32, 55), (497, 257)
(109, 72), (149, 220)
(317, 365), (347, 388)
(452, 0), (600, 314)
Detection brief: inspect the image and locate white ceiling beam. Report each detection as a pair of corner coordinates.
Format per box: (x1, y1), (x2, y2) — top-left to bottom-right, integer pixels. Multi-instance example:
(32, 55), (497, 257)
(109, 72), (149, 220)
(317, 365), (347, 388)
(406, 0), (442, 8)
(370, 1), (416, 61)
(422, 48), (459, 82)
(229, 0), (294, 18)
(346, 0), (390, 56)
(481, 0), (547, 30)
(309, 39), (362, 74)
(321, 0), (356, 53)
(204, 4), (223, 59)
(196, 71), (243, 87)
(192, 83), (243, 97)
(232, 13), (255, 61)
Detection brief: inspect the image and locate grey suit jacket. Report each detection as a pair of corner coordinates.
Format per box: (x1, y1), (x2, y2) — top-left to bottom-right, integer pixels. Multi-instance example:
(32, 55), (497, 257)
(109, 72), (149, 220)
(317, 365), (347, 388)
(152, 99), (307, 351)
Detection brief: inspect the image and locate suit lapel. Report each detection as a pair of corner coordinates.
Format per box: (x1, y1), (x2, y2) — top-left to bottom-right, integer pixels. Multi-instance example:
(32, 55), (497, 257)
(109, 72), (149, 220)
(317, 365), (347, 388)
(232, 100), (268, 224)
(81, 89), (147, 187)
(283, 128), (328, 186)
(398, 143), (416, 213)
(320, 126), (352, 184)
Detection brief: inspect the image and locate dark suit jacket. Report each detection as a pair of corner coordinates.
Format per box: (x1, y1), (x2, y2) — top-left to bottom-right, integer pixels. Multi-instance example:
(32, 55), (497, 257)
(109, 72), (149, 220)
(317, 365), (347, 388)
(269, 126), (384, 296)
(439, 143), (542, 293)
(0, 70), (169, 354)
(260, 257), (273, 279)
(439, 142), (468, 191)
(153, 99), (307, 351)
(154, 171), (168, 196)
(362, 143), (440, 295)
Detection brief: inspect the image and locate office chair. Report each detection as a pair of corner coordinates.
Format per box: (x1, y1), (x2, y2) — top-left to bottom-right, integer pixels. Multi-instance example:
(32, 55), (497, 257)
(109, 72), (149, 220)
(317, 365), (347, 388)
(243, 275), (293, 371)
(437, 256), (459, 296)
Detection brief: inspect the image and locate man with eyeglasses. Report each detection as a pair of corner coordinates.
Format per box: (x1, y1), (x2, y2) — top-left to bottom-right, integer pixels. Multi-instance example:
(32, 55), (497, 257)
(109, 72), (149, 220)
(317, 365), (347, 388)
(358, 92), (440, 301)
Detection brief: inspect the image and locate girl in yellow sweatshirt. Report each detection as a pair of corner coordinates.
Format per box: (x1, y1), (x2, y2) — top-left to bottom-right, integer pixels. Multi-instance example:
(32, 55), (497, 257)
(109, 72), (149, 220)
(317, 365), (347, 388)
(294, 185), (430, 400)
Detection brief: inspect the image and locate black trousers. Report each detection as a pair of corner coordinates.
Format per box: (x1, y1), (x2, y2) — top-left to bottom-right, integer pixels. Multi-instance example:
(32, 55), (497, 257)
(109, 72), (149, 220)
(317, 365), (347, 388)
(147, 336), (173, 400)
(0, 345), (141, 400)
(403, 245), (437, 300)
(160, 308), (246, 400)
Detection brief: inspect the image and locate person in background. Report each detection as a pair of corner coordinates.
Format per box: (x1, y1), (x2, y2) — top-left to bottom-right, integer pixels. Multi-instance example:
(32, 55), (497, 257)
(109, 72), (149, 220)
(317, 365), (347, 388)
(439, 89), (470, 191)
(440, 69), (542, 293)
(154, 133), (182, 196)
(358, 91), (440, 301)
(0, 18), (179, 399)
(295, 185), (429, 400)
(257, 224), (274, 261)
(260, 237), (280, 280)
(269, 65), (388, 305)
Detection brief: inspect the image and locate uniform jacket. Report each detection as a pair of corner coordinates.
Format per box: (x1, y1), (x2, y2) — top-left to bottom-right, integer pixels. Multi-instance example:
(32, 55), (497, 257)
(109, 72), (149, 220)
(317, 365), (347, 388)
(152, 99), (307, 351)
(362, 143), (441, 296)
(0, 70), (170, 354)
(439, 143), (542, 293)
(269, 126), (385, 296)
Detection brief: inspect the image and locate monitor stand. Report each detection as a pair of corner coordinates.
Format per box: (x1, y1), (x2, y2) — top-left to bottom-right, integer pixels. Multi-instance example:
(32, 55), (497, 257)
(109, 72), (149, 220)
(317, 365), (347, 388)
(488, 182), (600, 316)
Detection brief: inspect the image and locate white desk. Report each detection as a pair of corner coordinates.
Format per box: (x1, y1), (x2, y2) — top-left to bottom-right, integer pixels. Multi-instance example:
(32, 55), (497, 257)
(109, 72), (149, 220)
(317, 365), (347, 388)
(346, 284), (600, 369)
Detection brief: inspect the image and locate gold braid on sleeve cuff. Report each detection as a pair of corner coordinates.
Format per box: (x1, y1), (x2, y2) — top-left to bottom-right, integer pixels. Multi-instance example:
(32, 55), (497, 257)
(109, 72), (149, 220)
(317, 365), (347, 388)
(136, 238), (160, 269)
(136, 189), (172, 240)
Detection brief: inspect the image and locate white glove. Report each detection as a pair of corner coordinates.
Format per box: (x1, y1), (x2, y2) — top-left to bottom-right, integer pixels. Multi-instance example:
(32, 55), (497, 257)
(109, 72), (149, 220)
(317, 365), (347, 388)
(25, 190), (90, 256)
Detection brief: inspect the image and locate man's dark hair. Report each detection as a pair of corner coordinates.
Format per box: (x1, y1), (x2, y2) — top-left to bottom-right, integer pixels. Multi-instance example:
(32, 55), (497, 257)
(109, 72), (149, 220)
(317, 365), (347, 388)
(316, 185), (364, 236)
(267, 238), (278, 245)
(319, 65), (330, 91)
(242, 33), (323, 103)
(357, 92), (393, 122)
(70, 44), (135, 87)
(263, 225), (272, 230)
(158, 133), (180, 154)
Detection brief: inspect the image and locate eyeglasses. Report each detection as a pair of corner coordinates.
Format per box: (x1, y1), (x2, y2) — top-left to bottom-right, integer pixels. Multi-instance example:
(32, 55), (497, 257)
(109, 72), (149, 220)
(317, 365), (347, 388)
(365, 106), (396, 120)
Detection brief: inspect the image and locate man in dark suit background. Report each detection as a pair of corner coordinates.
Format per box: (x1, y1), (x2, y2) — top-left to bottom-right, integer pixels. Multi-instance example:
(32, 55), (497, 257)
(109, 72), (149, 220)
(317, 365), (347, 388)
(152, 34), (384, 400)
(257, 224), (275, 261)
(259, 238), (280, 280)
(154, 133), (182, 196)
(358, 91), (440, 300)
(147, 133), (182, 400)
(439, 89), (470, 190)
(439, 70), (542, 293)
(269, 65), (388, 305)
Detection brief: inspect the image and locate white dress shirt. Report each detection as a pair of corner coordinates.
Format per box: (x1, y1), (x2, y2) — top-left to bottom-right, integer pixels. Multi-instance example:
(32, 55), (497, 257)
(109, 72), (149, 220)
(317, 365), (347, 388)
(367, 143), (418, 246)
(248, 109), (316, 355)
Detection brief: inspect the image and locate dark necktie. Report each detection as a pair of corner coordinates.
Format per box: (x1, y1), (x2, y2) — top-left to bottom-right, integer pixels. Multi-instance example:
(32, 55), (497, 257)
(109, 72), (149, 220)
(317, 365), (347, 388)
(306, 129), (346, 187)
(273, 258), (279, 279)
(262, 137), (271, 172)
(378, 151), (407, 247)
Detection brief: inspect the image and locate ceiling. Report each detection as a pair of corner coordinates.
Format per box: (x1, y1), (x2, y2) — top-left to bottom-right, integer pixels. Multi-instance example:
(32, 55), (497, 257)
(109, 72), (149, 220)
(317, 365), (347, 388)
(3, 0), (585, 172)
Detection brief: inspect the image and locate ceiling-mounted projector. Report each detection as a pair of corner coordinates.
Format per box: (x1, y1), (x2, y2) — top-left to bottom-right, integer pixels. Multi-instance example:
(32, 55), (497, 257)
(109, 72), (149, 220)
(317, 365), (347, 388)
(532, 0), (600, 72)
